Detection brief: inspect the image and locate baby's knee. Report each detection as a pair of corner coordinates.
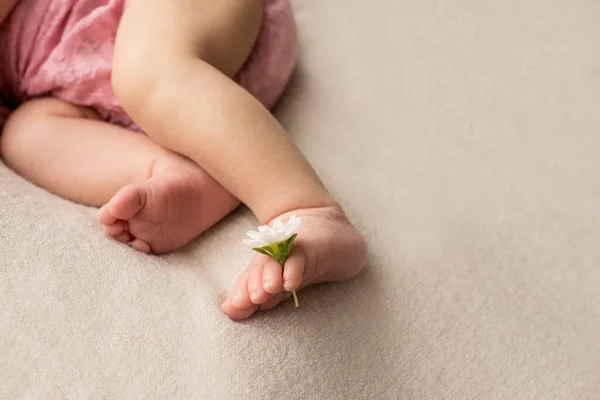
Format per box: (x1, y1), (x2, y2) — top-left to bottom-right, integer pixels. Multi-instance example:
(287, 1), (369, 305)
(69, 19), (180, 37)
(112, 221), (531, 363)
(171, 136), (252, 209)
(1, 100), (48, 160)
(0, 99), (93, 161)
(6, 98), (94, 123)
(111, 0), (264, 116)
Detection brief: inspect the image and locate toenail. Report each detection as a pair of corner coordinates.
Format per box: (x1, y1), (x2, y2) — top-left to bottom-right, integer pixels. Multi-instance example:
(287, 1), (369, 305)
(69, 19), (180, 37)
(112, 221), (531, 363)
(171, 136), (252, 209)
(233, 294), (243, 305)
(284, 281), (293, 291)
(251, 291), (259, 300)
(264, 280), (272, 289)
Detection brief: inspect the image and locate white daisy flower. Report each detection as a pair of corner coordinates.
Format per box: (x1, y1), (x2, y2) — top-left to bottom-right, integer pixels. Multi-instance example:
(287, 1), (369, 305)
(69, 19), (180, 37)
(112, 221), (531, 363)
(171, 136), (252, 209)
(243, 215), (302, 248)
(243, 215), (302, 307)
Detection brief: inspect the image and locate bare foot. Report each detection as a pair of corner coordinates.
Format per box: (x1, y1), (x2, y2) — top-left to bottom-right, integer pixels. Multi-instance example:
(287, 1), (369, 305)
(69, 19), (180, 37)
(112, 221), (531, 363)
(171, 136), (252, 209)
(98, 158), (239, 254)
(221, 206), (368, 320)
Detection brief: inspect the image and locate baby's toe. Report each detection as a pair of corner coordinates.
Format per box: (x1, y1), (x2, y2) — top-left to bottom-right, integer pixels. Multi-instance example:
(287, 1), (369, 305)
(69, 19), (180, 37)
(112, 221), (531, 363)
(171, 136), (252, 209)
(114, 232), (132, 243)
(229, 271), (254, 309)
(102, 220), (127, 237)
(107, 183), (147, 221)
(258, 292), (287, 311)
(130, 239), (151, 254)
(221, 300), (258, 321)
(98, 204), (117, 225)
(247, 262), (270, 305)
(261, 257), (283, 294)
(283, 249), (306, 292)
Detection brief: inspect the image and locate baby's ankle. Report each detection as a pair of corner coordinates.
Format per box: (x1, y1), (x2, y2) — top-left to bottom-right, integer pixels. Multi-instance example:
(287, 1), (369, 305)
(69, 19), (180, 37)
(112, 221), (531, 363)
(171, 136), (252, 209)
(266, 204), (350, 226)
(258, 195), (342, 225)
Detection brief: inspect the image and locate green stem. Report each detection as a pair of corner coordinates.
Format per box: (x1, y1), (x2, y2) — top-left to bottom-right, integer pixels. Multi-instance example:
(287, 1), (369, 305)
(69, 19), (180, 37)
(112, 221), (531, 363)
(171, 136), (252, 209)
(278, 258), (299, 308)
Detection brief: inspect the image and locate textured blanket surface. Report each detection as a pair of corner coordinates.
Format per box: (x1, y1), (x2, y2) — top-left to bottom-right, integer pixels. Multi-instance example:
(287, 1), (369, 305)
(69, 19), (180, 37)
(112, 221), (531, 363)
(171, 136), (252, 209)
(1, 0), (599, 398)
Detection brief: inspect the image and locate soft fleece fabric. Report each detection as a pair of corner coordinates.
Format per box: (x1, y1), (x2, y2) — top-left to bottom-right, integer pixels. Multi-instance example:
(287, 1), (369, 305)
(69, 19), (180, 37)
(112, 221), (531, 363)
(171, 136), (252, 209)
(1, 0), (599, 398)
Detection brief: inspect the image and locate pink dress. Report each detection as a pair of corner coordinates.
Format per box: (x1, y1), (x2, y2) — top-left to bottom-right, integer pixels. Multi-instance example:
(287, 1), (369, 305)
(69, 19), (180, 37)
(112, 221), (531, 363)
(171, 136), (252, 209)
(0, 0), (297, 131)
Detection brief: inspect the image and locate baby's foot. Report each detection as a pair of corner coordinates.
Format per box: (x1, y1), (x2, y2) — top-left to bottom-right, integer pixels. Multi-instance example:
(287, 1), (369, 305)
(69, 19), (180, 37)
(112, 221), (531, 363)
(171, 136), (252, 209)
(221, 206), (368, 320)
(98, 161), (239, 254)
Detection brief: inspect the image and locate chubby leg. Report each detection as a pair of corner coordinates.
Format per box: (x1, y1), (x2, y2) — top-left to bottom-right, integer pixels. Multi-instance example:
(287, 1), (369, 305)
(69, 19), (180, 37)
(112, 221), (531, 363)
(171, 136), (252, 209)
(112, 0), (336, 223)
(0, 98), (239, 253)
(113, 0), (367, 318)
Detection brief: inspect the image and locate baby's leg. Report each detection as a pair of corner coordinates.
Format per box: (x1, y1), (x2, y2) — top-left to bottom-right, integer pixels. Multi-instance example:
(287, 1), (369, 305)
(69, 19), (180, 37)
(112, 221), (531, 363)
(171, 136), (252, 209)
(1, 98), (239, 253)
(113, 0), (367, 319)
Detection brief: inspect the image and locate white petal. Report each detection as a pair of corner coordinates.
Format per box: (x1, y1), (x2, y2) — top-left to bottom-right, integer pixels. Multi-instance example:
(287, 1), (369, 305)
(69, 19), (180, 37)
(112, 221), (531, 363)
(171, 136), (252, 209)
(246, 230), (262, 240)
(284, 216), (302, 237)
(244, 230), (270, 247)
(257, 225), (276, 243)
(271, 215), (298, 242)
(273, 232), (285, 242)
(244, 215), (303, 247)
(290, 215), (302, 231)
(243, 238), (269, 248)
(272, 218), (283, 230)
(246, 228), (274, 243)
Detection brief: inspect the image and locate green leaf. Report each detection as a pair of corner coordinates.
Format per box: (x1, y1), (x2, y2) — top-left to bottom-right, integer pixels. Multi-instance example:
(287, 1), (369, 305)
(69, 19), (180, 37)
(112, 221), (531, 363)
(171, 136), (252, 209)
(286, 234), (298, 248)
(252, 247), (270, 256)
(252, 234), (299, 267)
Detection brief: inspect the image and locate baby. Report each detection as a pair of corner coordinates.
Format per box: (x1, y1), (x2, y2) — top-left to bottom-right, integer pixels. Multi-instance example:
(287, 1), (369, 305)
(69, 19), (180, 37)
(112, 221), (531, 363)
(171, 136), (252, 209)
(0, 0), (367, 320)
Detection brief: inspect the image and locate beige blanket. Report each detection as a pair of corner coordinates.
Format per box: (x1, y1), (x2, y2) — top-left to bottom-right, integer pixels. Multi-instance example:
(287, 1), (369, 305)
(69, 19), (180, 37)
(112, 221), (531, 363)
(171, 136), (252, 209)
(1, 0), (599, 398)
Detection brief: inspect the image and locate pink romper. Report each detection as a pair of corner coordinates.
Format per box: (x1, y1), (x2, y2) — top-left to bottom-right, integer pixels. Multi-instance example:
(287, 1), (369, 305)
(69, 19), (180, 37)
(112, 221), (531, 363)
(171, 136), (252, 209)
(0, 0), (297, 131)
